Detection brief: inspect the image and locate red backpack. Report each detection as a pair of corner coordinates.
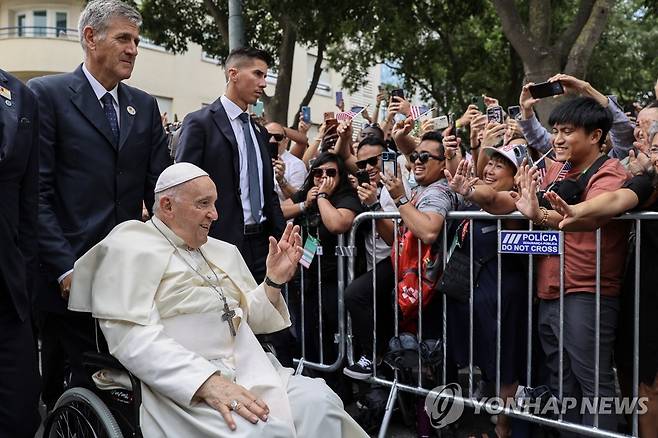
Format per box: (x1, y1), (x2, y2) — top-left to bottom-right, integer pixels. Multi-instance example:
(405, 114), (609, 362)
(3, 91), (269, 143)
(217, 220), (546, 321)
(391, 224), (443, 332)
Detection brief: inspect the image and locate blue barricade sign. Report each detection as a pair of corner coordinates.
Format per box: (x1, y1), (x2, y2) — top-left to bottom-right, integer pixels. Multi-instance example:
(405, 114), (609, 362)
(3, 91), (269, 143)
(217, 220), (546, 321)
(498, 230), (562, 255)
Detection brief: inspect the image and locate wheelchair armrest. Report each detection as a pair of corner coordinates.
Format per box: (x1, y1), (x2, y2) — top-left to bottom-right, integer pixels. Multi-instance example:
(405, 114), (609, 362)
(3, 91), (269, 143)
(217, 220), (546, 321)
(83, 351), (126, 372)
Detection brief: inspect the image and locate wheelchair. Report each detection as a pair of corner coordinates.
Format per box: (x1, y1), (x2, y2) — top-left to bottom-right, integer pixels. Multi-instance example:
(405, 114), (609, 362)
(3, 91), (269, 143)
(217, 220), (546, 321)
(43, 323), (143, 438)
(42, 321), (280, 437)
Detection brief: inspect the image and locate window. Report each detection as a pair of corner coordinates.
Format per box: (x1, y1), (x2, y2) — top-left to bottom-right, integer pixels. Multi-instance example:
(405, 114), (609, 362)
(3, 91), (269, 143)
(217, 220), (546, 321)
(33, 10), (47, 36)
(17, 14), (26, 37)
(55, 12), (67, 37)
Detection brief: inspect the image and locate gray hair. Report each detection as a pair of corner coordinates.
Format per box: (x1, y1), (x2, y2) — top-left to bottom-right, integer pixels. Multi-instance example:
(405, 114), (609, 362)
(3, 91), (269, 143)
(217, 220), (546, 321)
(153, 185), (181, 218)
(78, 0), (142, 51)
(649, 121), (658, 144)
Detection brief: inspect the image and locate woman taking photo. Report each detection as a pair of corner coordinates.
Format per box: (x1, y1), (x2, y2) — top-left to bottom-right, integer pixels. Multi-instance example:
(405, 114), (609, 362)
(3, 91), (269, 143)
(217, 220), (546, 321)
(282, 153), (361, 368)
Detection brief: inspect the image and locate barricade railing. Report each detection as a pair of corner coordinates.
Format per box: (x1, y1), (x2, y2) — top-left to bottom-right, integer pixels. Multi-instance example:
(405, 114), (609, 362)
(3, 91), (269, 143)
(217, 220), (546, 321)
(340, 209), (658, 438)
(291, 226), (348, 375)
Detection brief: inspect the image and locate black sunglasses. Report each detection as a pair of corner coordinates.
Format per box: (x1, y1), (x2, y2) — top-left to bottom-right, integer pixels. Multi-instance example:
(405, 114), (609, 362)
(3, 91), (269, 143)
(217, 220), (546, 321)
(267, 132), (286, 142)
(356, 155), (381, 169)
(312, 168), (338, 178)
(410, 151), (445, 164)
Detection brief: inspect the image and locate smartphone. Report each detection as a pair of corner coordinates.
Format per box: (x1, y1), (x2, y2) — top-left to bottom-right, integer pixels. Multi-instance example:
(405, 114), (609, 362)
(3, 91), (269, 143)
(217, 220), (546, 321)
(301, 106), (311, 123)
(390, 89), (404, 99)
(529, 81), (564, 99)
(486, 106), (504, 124)
(325, 118), (338, 129)
(431, 115), (449, 131)
(323, 111), (335, 121)
(448, 113), (458, 136)
(507, 105), (521, 120)
(356, 170), (370, 186)
(335, 90), (343, 106)
(381, 151), (397, 177)
(350, 106), (363, 113)
(252, 100), (264, 117)
(471, 95), (486, 113)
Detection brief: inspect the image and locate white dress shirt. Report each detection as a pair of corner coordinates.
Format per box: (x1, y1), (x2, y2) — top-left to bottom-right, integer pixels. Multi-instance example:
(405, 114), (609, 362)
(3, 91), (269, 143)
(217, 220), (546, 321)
(274, 150), (307, 202)
(82, 63), (120, 127)
(220, 95), (265, 225)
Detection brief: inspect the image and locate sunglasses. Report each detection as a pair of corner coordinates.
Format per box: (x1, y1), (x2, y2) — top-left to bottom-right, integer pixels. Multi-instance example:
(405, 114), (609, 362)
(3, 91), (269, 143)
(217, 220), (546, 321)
(356, 155), (381, 169)
(267, 132), (286, 142)
(409, 151), (445, 164)
(312, 168), (338, 178)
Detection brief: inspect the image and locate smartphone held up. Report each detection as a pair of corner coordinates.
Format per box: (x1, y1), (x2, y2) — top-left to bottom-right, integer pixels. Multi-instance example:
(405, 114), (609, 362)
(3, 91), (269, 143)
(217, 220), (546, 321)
(529, 81), (564, 99)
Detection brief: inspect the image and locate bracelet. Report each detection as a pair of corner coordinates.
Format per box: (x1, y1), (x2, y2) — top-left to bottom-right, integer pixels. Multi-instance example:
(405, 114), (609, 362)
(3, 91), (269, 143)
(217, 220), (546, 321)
(534, 207), (549, 227)
(317, 192), (329, 200)
(298, 202), (306, 213)
(264, 276), (285, 289)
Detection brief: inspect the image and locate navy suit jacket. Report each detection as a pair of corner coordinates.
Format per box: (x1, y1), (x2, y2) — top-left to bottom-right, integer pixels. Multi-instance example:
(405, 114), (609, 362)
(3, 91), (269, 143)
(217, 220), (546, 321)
(175, 98), (285, 250)
(0, 69), (39, 321)
(28, 65), (170, 313)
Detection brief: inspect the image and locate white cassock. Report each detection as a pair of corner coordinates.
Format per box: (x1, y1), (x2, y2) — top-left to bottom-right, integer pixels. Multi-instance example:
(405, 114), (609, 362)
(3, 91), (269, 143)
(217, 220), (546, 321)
(68, 215), (368, 438)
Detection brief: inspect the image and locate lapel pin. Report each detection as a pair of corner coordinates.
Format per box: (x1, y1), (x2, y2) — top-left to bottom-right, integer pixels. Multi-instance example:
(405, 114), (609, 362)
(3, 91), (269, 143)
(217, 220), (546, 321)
(127, 106), (136, 115)
(5, 99), (12, 107)
(0, 86), (11, 101)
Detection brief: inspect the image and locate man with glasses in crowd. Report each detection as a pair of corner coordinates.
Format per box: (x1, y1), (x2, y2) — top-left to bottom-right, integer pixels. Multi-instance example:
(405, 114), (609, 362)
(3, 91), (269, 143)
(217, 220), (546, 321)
(266, 121), (307, 203)
(344, 135), (404, 379)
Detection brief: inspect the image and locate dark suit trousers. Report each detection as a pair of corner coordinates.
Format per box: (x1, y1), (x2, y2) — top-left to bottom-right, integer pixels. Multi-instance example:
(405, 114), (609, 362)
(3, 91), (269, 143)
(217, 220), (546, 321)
(39, 309), (96, 409)
(0, 293), (41, 438)
(345, 257), (395, 358)
(245, 229), (296, 367)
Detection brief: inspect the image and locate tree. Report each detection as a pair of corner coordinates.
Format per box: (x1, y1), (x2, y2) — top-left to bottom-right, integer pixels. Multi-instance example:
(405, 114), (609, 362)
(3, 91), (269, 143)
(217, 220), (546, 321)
(138, 0), (370, 125)
(330, 1), (524, 115)
(492, 0), (616, 121)
(587, 0), (658, 106)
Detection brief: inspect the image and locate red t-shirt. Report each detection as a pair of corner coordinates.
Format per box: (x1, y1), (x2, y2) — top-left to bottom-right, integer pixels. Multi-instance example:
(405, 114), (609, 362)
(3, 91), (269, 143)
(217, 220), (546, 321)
(536, 158), (630, 300)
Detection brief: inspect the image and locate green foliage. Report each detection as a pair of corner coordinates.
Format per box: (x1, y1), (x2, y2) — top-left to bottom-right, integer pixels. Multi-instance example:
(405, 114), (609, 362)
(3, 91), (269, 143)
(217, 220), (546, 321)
(587, 0), (658, 105)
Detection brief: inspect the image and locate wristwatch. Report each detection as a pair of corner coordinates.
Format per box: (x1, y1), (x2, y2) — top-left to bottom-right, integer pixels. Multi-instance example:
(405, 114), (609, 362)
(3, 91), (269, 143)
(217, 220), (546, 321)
(395, 195), (409, 208)
(265, 276), (285, 289)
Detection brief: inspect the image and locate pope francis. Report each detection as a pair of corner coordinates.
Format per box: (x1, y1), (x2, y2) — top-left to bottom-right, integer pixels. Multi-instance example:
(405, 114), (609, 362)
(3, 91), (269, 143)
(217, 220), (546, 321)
(68, 163), (368, 437)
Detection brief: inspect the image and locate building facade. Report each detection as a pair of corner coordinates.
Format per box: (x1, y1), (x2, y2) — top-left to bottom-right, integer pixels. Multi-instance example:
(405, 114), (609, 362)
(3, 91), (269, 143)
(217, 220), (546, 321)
(0, 0), (381, 126)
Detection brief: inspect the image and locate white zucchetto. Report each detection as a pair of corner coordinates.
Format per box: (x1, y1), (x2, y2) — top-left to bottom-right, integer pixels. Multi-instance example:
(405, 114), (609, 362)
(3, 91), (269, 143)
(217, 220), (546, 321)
(154, 162), (209, 193)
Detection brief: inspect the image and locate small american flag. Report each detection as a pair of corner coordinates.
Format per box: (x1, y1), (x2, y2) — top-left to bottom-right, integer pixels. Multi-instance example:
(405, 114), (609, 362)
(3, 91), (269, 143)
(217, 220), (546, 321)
(336, 111), (357, 121)
(556, 161), (572, 181)
(409, 105), (422, 120)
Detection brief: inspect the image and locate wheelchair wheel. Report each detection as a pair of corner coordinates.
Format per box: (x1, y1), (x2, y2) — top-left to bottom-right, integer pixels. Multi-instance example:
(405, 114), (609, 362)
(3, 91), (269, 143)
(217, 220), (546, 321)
(44, 387), (123, 438)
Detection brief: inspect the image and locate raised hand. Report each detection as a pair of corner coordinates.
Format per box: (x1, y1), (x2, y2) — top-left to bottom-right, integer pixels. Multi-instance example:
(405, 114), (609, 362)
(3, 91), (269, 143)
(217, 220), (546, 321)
(265, 223), (303, 284)
(514, 165), (541, 222)
(357, 181), (378, 206)
(519, 83), (540, 119)
(444, 159), (478, 196)
(544, 191), (578, 229)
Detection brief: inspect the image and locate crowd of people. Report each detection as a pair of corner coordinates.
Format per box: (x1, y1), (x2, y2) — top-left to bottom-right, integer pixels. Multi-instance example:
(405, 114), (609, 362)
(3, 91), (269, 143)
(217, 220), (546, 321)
(2, 0), (658, 437)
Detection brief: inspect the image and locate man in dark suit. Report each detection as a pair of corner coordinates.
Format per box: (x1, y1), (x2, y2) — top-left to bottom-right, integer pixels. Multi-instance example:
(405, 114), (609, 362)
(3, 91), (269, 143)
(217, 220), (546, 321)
(28, 0), (170, 408)
(176, 47), (285, 282)
(176, 47), (290, 364)
(0, 69), (42, 438)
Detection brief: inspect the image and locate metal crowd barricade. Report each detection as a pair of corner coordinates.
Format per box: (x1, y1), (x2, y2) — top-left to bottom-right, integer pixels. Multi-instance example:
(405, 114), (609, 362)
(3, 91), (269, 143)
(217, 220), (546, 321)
(341, 209), (658, 438)
(291, 226), (348, 375)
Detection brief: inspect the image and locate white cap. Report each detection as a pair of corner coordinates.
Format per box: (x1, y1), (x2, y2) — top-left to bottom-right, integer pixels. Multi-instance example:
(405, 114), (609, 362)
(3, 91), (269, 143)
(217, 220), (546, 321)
(482, 143), (528, 171)
(154, 162), (209, 193)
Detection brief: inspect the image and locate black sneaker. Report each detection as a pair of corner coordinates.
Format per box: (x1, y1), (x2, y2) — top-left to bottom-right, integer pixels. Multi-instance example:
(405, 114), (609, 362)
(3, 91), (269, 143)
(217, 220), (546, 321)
(343, 355), (373, 380)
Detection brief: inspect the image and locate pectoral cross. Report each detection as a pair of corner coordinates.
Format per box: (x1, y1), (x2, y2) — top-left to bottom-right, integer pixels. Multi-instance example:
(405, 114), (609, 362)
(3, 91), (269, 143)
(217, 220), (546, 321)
(222, 300), (237, 337)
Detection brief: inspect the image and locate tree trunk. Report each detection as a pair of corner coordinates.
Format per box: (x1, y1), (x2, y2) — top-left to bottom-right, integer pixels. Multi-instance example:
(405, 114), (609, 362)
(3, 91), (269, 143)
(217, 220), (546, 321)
(290, 39), (326, 130)
(264, 18), (297, 125)
(563, 0), (615, 79)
